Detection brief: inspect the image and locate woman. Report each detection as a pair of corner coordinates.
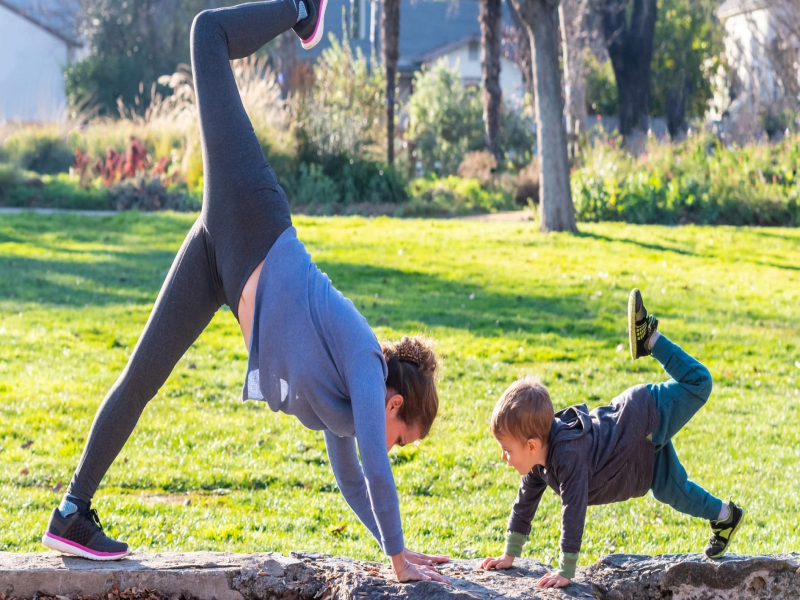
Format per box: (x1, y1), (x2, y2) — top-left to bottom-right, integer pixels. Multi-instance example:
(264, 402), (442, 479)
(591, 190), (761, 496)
(41, 0), (449, 584)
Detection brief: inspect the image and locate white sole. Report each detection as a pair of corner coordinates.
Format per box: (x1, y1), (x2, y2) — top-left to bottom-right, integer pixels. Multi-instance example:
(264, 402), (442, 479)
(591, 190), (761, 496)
(301, 0), (327, 50)
(42, 532), (129, 561)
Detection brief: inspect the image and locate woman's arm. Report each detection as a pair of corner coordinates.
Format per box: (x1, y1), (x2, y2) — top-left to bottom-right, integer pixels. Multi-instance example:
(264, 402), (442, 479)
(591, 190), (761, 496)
(323, 430), (381, 543)
(342, 350), (450, 584)
(344, 350), (404, 556)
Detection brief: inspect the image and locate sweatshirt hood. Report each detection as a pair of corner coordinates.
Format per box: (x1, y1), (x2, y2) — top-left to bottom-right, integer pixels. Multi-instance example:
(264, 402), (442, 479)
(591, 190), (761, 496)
(545, 403), (591, 465)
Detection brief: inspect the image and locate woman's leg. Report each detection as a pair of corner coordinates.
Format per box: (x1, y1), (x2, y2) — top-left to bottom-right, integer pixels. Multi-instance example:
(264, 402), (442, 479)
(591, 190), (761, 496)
(191, 0), (297, 210)
(45, 2), (300, 559)
(66, 220), (223, 501)
(190, 1), (297, 317)
(44, 220), (223, 559)
(62, 0), (299, 504)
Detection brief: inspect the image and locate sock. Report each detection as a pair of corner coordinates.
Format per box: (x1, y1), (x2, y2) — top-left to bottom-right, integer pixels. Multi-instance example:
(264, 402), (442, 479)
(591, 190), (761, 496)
(716, 502), (730, 523)
(58, 494), (88, 518)
(648, 330), (661, 350)
(297, 1), (308, 22)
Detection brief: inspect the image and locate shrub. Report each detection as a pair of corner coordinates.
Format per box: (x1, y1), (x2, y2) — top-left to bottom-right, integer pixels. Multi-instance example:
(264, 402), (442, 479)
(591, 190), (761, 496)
(405, 175), (514, 216)
(500, 108), (536, 166)
(572, 132), (800, 226)
(0, 163), (24, 190)
(457, 151), (497, 188)
(515, 161), (540, 207)
(288, 159), (408, 207)
(1, 174), (111, 210)
(291, 163), (339, 207)
(111, 180), (200, 212)
(2, 129), (74, 174)
(293, 26), (386, 163)
(406, 63), (485, 176)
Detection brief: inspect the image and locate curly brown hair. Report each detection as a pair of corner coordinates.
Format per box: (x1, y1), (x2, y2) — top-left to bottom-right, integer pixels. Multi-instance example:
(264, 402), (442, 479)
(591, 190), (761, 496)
(381, 335), (439, 439)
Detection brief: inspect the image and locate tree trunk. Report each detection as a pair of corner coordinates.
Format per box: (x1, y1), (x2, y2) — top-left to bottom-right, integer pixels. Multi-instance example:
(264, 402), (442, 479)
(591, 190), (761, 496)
(275, 30), (296, 98)
(559, 0), (587, 159)
(665, 74), (692, 139)
(382, 0), (399, 164)
(511, 0), (577, 233)
(480, 0), (503, 162)
(599, 0), (657, 140)
(507, 1), (534, 105)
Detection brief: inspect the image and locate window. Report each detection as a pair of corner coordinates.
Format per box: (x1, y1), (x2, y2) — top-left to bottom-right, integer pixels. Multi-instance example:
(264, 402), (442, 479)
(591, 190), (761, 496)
(468, 41), (480, 62)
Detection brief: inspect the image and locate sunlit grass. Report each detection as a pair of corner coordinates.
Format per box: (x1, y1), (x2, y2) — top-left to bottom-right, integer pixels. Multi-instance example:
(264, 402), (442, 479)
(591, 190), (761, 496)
(1, 212), (798, 568)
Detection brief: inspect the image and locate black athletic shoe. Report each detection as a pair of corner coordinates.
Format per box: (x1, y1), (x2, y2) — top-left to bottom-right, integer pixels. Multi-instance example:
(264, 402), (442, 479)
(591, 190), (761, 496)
(42, 503), (129, 560)
(705, 500), (745, 559)
(628, 288), (658, 360)
(293, 0), (328, 50)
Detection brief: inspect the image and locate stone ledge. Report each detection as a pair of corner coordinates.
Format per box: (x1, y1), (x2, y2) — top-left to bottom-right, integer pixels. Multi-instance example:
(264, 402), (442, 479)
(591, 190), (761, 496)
(1, 551), (799, 600)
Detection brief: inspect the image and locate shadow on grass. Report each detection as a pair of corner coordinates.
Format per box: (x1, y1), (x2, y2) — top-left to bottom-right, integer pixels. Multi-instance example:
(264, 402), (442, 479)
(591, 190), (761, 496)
(0, 251), (176, 306)
(580, 229), (800, 272)
(0, 241), (610, 344)
(317, 261), (612, 342)
(577, 231), (696, 257)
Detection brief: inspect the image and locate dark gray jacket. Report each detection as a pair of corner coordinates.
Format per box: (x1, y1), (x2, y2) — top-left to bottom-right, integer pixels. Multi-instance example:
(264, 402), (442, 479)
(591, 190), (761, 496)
(507, 385), (660, 555)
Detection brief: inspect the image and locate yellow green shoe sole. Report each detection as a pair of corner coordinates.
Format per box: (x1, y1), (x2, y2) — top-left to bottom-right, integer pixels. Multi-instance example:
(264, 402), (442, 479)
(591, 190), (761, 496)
(628, 288), (639, 361)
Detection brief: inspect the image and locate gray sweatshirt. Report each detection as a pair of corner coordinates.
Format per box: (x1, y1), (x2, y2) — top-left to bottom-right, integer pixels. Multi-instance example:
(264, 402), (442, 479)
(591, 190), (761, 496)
(505, 385), (660, 576)
(242, 227), (404, 556)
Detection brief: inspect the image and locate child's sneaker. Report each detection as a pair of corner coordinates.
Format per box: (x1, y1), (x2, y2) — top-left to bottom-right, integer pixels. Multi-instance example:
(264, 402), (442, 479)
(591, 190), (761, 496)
(42, 501), (129, 560)
(293, 0), (328, 50)
(705, 500), (745, 559)
(628, 288), (658, 360)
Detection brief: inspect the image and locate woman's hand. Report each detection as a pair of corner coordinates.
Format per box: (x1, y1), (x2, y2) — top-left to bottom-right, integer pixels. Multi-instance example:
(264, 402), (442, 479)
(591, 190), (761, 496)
(391, 552), (451, 584)
(536, 572), (570, 588)
(403, 547), (450, 566)
(480, 553), (515, 570)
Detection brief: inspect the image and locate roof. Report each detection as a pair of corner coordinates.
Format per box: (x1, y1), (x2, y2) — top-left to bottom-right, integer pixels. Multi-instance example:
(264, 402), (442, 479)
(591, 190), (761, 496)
(299, 0), (515, 68)
(0, 0), (81, 46)
(717, 0), (772, 20)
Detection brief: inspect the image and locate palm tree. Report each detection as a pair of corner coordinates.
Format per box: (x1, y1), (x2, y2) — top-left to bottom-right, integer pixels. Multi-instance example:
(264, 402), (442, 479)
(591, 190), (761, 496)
(480, 0), (503, 162)
(382, 0), (399, 164)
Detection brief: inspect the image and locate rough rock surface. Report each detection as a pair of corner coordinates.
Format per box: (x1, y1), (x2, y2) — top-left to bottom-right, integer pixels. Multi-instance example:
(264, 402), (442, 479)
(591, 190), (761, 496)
(1, 551), (799, 600)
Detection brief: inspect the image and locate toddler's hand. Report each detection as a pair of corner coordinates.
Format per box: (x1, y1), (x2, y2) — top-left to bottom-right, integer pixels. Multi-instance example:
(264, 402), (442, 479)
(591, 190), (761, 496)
(480, 553), (515, 570)
(536, 572), (570, 588)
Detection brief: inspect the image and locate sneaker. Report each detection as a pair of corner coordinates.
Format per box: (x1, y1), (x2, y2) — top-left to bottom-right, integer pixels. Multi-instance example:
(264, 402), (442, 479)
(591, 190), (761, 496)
(628, 288), (658, 360)
(42, 504), (129, 560)
(293, 0), (328, 50)
(705, 500), (745, 559)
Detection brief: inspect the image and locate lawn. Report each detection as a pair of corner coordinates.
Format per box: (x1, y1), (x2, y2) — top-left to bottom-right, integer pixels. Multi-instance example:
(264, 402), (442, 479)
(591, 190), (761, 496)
(0, 212), (798, 569)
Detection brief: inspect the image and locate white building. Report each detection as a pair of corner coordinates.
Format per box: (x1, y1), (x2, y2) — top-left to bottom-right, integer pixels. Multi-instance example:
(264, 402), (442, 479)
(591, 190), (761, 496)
(0, 0), (81, 122)
(713, 0), (800, 137)
(412, 34), (525, 106)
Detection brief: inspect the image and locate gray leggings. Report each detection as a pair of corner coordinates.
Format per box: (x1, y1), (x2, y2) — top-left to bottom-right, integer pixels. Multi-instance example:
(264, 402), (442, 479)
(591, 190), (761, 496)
(67, 0), (298, 502)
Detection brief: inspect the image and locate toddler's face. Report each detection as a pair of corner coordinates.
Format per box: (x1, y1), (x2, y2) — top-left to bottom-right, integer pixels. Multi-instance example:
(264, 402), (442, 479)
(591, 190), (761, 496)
(495, 433), (539, 475)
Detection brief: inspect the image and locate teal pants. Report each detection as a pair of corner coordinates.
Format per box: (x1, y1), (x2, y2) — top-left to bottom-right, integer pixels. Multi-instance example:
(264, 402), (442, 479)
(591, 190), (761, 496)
(647, 335), (723, 522)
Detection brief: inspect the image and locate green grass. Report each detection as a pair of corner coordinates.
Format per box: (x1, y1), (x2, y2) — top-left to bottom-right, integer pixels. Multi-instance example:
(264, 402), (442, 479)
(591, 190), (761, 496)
(1, 213), (799, 569)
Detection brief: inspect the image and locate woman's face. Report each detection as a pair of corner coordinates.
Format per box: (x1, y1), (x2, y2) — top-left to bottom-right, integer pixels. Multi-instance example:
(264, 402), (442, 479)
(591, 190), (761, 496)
(384, 392), (422, 452)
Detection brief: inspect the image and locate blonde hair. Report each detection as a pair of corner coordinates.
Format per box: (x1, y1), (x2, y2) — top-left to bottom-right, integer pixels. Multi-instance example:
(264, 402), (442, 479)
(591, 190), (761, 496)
(381, 336), (439, 439)
(491, 375), (554, 444)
